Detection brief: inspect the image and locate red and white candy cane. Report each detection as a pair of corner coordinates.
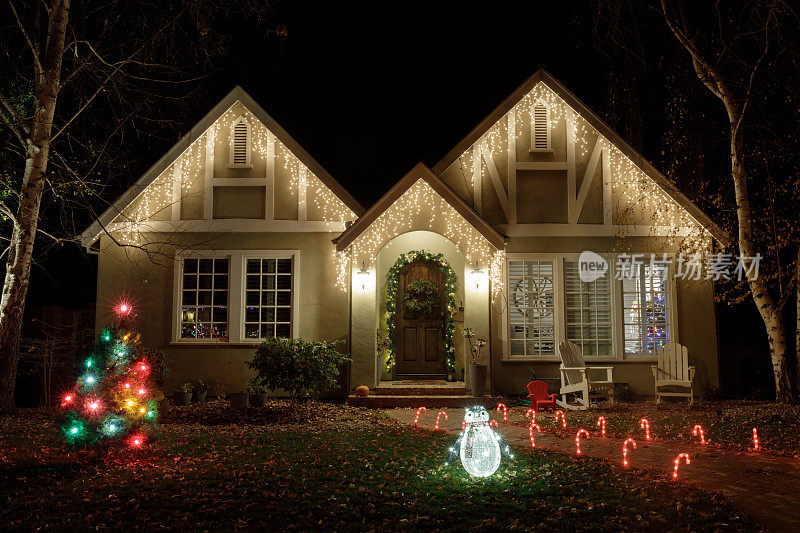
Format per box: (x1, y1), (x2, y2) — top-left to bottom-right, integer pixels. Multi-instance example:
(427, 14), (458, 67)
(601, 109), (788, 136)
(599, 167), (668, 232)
(575, 429), (590, 455)
(692, 424), (706, 445)
(673, 453), (690, 479)
(596, 416), (606, 437)
(413, 407), (427, 426)
(555, 410), (567, 429)
(496, 403), (508, 422)
(640, 418), (651, 441)
(622, 438), (636, 467)
(525, 408), (536, 424)
(435, 411), (448, 430)
(489, 420), (499, 428)
(752, 427), (760, 450)
(529, 421), (542, 447)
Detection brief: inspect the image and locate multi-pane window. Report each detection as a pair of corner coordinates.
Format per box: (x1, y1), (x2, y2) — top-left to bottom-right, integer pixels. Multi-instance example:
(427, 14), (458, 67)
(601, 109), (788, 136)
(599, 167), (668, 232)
(621, 261), (670, 356)
(508, 260), (556, 356)
(180, 258), (229, 339)
(565, 261), (612, 357)
(244, 258), (293, 339)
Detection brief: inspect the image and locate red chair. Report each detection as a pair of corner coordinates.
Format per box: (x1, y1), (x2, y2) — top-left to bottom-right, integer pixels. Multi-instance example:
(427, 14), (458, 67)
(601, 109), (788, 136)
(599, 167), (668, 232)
(527, 381), (557, 411)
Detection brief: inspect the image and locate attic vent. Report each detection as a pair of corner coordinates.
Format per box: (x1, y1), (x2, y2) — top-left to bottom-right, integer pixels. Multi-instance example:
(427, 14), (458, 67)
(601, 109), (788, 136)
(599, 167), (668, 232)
(531, 102), (551, 152)
(229, 117), (251, 166)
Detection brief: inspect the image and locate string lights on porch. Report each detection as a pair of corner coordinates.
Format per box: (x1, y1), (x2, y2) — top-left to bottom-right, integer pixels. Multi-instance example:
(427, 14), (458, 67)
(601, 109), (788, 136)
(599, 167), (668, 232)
(334, 179), (505, 295)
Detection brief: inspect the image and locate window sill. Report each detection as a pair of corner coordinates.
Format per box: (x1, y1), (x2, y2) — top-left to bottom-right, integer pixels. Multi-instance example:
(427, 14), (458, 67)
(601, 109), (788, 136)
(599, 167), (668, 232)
(501, 356), (657, 363)
(226, 164), (253, 169)
(169, 340), (256, 347)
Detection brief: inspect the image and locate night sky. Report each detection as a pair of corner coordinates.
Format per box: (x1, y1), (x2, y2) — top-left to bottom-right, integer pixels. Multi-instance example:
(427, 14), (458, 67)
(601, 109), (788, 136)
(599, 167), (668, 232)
(30, 1), (644, 308)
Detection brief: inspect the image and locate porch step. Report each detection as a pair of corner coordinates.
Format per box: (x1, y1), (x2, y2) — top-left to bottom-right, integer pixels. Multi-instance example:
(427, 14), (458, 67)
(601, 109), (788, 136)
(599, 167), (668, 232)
(346, 394), (497, 409)
(371, 386), (468, 396)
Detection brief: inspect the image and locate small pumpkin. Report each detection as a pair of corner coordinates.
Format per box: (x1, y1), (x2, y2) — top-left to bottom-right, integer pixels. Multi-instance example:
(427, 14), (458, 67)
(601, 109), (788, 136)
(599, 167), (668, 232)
(355, 385), (370, 397)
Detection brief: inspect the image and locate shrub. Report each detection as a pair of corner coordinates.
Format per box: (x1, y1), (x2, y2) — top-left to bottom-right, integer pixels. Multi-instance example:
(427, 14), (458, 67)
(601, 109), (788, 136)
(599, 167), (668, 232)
(246, 377), (269, 395)
(247, 338), (349, 402)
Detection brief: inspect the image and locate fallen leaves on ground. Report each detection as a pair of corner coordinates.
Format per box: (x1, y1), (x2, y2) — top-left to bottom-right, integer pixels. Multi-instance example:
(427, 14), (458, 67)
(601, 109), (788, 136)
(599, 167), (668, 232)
(0, 400), (759, 531)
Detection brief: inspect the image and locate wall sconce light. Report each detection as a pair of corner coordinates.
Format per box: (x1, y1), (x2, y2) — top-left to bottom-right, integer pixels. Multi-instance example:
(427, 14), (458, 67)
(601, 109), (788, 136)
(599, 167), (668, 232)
(357, 262), (369, 290)
(471, 261), (484, 290)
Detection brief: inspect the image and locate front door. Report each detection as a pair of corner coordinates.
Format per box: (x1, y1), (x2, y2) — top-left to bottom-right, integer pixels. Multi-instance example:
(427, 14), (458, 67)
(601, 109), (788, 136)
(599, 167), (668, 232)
(394, 258), (446, 378)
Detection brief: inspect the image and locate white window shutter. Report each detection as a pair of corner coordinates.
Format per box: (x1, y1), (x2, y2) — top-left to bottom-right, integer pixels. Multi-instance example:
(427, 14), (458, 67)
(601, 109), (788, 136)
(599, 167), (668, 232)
(531, 103), (551, 151)
(230, 117), (251, 166)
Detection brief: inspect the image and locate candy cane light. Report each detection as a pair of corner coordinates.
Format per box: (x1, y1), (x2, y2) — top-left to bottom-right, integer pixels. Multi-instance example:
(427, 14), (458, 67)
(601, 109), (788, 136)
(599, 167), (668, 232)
(413, 407), (427, 426)
(596, 416), (606, 437)
(640, 418), (651, 441)
(529, 422), (541, 448)
(555, 410), (567, 429)
(622, 438), (636, 467)
(752, 427), (760, 450)
(496, 403), (508, 422)
(673, 453), (690, 479)
(575, 429), (590, 455)
(435, 411), (448, 430)
(692, 424), (706, 445)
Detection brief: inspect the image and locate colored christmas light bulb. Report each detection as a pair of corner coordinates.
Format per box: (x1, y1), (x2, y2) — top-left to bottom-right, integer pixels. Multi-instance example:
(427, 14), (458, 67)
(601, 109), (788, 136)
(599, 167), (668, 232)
(752, 428), (760, 450)
(124, 383), (131, 389)
(86, 359), (93, 368)
(85, 375), (95, 385)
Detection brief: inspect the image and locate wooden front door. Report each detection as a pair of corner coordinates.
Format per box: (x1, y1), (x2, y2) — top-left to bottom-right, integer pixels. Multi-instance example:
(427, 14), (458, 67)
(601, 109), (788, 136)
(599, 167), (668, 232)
(395, 259), (446, 378)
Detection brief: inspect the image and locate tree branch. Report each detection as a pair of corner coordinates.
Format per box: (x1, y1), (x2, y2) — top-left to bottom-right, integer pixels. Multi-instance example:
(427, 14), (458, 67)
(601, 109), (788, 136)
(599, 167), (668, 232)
(7, 0), (45, 77)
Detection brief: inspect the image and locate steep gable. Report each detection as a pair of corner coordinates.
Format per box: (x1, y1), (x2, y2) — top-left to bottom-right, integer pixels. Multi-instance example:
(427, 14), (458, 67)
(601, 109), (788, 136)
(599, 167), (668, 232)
(80, 87), (363, 246)
(434, 69), (730, 249)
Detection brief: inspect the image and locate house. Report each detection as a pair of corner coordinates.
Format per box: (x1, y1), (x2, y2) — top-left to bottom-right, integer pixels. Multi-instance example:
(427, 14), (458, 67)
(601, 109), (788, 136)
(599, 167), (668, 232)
(81, 70), (728, 399)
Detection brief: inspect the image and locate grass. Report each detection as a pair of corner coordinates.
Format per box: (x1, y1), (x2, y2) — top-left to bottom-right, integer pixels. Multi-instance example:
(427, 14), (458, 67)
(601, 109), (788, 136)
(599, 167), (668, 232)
(0, 402), (757, 531)
(513, 401), (800, 456)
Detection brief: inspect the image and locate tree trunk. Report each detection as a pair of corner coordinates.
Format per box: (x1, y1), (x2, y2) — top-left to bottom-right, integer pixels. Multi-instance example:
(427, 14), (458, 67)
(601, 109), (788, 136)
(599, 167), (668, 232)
(796, 248), (800, 396)
(0, 0), (71, 414)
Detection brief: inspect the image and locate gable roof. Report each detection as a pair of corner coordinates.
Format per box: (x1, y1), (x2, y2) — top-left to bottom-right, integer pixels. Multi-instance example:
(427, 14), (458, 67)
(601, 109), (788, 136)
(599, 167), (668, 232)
(332, 163), (507, 251)
(80, 86), (364, 246)
(433, 69), (732, 247)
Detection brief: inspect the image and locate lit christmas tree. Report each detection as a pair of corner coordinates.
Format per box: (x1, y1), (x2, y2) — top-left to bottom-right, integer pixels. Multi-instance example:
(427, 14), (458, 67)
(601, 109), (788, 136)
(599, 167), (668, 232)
(59, 302), (160, 449)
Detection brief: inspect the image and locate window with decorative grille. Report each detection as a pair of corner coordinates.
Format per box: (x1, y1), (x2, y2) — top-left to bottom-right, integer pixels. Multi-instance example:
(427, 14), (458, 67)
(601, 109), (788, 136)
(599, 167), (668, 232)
(531, 103), (551, 151)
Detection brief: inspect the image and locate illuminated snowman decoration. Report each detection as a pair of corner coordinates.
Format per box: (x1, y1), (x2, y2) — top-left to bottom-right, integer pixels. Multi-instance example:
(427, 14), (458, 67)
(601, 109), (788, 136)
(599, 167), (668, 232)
(445, 405), (514, 477)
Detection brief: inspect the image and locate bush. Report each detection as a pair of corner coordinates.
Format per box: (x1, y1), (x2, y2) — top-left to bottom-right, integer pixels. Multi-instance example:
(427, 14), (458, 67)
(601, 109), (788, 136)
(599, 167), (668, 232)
(247, 338), (349, 402)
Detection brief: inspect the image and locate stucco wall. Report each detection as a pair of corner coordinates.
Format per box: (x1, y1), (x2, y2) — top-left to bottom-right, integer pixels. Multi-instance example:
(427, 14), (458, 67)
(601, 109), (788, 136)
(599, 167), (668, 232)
(95, 231), (348, 394)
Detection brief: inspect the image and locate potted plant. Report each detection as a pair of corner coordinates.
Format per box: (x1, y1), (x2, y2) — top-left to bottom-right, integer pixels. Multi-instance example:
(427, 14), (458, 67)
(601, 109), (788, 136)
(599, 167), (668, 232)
(464, 328), (488, 396)
(247, 377), (268, 407)
(175, 382), (193, 406)
(193, 379), (208, 403)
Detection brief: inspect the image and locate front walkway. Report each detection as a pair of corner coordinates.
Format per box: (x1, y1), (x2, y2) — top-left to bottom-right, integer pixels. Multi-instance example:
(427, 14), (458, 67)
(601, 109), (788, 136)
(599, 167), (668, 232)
(386, 408), (800, 533)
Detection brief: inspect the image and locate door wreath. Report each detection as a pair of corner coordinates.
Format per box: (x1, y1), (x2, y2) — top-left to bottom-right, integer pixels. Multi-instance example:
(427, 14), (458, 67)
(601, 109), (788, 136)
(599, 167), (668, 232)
(403, 279), (439, 315)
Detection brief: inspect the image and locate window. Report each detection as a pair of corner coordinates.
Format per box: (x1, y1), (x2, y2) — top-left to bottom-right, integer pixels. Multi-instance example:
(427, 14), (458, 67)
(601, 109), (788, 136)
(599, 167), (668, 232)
(621, 261), (670, 356)
(508, 260), (556, 356)
(244, 257), (293, 339)
(229, 117), (251, 166)
(180, 258), (229, 339)
(531, 101), (551, 152)
(565, 261), (612, 357)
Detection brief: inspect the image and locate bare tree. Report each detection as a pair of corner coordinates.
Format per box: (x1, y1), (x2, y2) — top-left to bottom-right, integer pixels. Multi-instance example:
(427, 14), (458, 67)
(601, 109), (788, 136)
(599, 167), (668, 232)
(0, 0), (278, 413)
(659, 0), (797, 401)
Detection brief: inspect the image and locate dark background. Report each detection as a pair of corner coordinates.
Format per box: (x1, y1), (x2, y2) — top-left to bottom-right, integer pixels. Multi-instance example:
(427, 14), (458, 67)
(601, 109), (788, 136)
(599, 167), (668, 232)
(23, 0), (773, 397)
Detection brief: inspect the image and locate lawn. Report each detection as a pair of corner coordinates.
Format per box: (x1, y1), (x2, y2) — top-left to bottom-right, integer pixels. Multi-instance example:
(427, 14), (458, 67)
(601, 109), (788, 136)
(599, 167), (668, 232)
(0, 402), (756, 531)
(510, 401), (800, 457)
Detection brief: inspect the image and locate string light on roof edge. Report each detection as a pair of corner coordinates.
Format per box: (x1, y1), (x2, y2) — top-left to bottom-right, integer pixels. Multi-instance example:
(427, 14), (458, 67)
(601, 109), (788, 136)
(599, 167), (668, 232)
(111, 102), (355, 245)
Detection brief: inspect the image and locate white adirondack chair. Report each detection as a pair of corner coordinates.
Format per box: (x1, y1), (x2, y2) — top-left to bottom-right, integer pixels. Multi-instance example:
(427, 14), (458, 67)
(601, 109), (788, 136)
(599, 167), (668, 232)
(652, 342), (695, 404)
(557, 340), (615, 411)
